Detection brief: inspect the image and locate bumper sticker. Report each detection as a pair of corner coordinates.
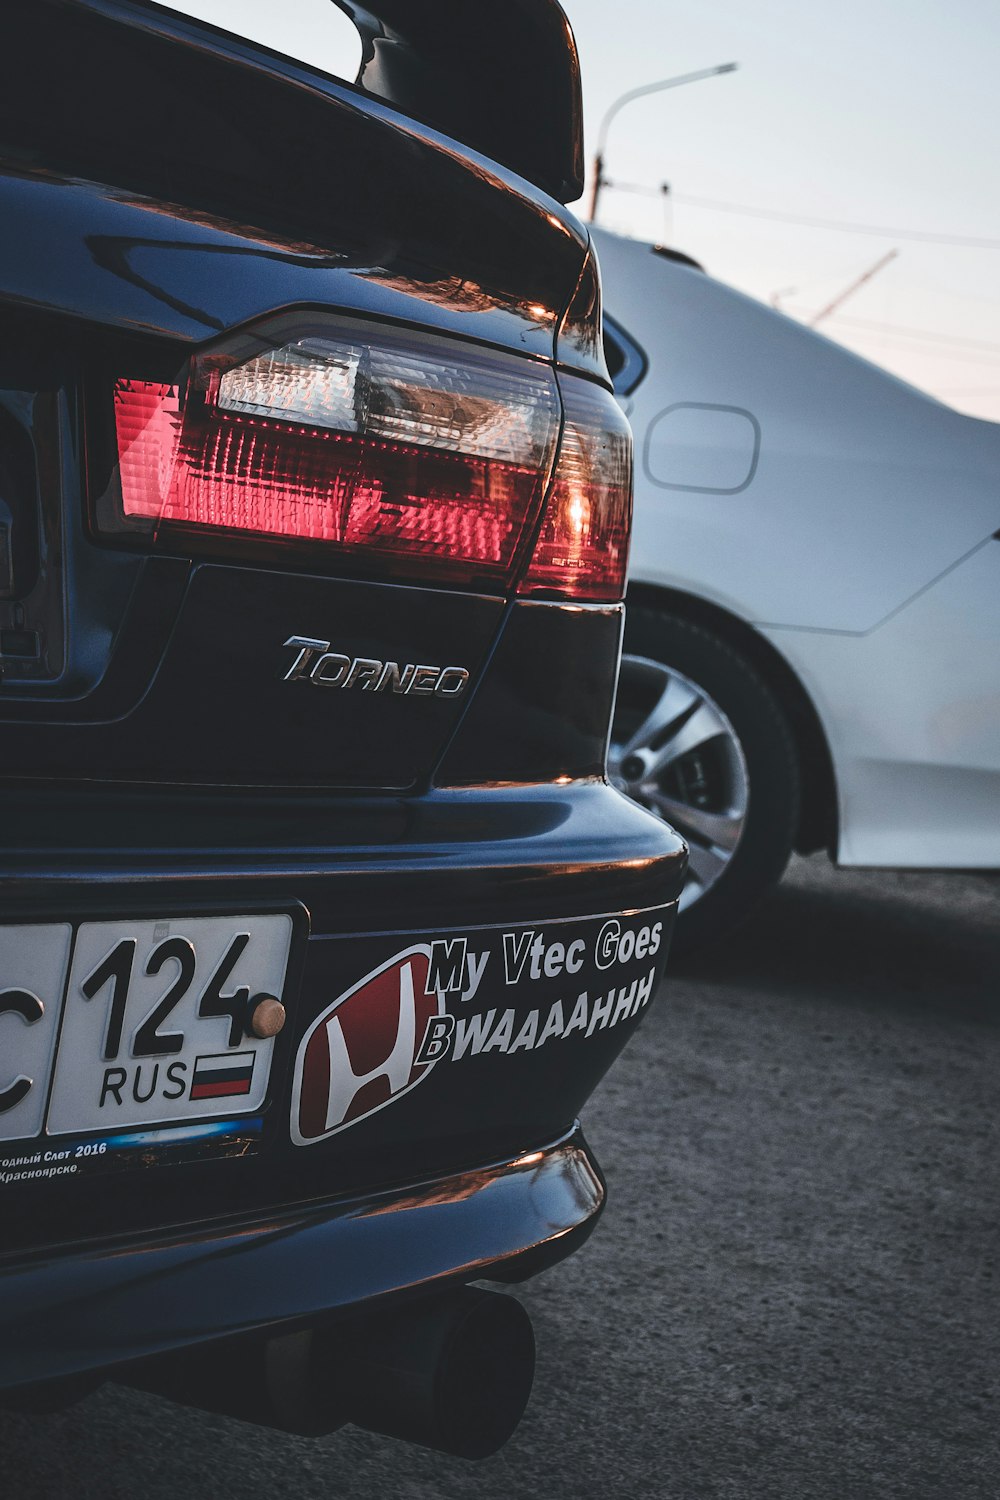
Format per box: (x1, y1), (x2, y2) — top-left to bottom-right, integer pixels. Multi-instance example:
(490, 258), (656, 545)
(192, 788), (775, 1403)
(291, 915), (665, 1146)
(0, 1117), (262, 1187)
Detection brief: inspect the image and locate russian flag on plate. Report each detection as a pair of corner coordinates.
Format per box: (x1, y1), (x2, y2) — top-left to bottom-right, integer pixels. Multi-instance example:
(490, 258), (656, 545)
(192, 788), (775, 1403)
(190, 1051), (256, 1101)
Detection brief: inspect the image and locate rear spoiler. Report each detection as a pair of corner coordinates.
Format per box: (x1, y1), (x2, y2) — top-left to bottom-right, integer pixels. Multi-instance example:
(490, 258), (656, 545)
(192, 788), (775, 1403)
(338, 1), (585, 202)
(7, 0), (583, 206)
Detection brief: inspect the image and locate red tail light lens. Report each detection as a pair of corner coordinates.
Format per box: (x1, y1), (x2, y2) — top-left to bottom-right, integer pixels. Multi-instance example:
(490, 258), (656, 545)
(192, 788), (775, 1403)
(110, 319), (560, 590)
(106, 316), (632, 600)
(519, 376), (632, 602)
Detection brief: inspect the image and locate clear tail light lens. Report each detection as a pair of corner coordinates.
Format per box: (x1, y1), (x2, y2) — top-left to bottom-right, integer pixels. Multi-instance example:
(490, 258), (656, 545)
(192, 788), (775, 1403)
(106, 316), (632, 600)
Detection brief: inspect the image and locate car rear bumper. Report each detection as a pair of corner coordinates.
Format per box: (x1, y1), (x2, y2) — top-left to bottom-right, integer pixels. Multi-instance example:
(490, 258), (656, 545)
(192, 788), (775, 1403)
(0, 780), (685, 1388)
(0, 1124), (602, 1392)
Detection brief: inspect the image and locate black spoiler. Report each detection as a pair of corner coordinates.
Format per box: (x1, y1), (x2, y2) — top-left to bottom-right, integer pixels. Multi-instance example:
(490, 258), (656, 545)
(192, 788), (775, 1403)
(12, 0), (584, 205)
(338, 1), (585, 202)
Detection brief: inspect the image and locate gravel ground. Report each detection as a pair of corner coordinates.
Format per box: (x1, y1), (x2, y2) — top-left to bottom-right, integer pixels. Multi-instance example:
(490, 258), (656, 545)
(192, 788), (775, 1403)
(2, 855), (998, 1499)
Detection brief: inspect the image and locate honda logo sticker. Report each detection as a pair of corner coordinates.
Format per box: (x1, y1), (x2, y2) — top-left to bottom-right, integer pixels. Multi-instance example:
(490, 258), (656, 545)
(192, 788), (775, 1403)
(291, 945), (443, 1146)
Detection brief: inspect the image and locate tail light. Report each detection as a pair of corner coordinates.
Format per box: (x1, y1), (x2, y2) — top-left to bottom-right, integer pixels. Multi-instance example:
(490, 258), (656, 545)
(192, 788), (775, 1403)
(517, 376), (632, 602)
(105, 316), (631, 600)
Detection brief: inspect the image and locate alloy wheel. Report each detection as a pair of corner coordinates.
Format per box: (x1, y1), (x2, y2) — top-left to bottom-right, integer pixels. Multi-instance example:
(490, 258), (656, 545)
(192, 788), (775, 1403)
(609, 654), (750, 911)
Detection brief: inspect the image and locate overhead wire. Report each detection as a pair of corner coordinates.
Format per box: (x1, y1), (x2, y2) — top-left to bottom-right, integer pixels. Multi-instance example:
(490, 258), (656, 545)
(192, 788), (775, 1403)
(597, 180), (1000, 395)
(670, 192), (1000, 250)
(815, 326), (1000, 368)
(808, 313), (1000, 355)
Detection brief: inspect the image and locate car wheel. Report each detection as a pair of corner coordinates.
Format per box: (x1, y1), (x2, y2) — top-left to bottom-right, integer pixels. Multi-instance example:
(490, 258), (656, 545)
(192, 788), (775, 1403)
(609, 607), (800, 953)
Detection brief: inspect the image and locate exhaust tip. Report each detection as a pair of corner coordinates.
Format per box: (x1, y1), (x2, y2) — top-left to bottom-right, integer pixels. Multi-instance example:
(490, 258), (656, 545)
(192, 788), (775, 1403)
(121, 1286), (536, 1459)
(333, 1287), (536, 1459)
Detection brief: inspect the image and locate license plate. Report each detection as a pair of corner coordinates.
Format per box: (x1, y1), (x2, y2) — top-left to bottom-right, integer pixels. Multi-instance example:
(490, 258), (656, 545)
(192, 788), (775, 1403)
(0, 914), (293, 1142)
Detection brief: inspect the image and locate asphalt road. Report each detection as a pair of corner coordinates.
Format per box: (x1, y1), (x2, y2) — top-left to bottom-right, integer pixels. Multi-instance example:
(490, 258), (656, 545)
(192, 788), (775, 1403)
(2, 856), (998, 1499)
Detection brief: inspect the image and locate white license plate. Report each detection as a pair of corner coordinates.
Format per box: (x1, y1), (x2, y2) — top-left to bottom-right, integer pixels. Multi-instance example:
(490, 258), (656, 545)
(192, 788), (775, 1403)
(0, 914), (293, 1141)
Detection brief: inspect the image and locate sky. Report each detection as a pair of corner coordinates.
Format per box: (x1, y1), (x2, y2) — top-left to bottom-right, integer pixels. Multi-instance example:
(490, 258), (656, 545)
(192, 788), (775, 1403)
(165, 0), (1000, 423)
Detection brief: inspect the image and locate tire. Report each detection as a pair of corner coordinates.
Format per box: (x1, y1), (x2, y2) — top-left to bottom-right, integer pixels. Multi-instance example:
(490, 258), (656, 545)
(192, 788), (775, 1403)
(610, 607), (800, 954)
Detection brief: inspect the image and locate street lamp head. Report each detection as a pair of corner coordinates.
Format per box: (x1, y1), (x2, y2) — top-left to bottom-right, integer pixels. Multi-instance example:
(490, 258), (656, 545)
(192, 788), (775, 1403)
(589, 63), (740, 221)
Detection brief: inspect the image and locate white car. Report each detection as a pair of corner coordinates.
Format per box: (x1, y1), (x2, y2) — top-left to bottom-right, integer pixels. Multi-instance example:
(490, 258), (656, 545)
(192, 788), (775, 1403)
(594, 226), (1000, 949)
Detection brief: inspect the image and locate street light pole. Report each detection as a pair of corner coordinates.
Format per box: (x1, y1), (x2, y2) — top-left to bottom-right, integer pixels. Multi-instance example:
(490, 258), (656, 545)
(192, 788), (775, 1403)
(588, 63), (738, 222)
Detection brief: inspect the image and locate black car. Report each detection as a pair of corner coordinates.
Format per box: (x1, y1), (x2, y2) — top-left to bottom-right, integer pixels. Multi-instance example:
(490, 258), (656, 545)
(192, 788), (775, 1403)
(0, 0), (685, 1458)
